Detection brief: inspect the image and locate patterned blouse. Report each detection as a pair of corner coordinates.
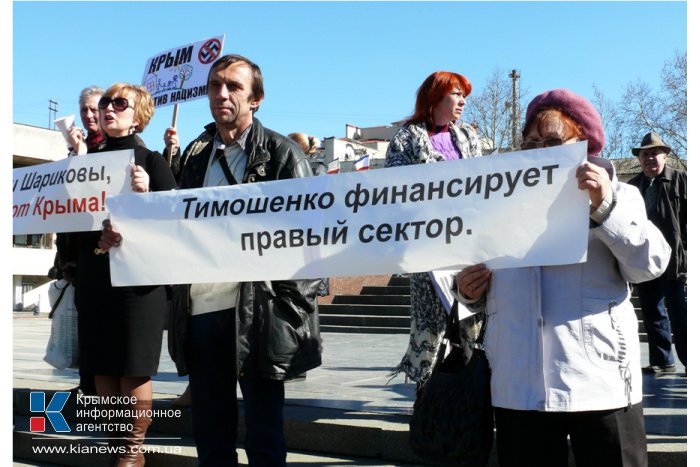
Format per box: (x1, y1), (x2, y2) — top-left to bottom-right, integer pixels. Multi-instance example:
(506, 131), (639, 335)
(386, 121), (484, 388)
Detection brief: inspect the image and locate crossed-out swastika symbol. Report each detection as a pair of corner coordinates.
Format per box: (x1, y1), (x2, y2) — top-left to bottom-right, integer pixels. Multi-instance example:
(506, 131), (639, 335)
(199, 39), (222, 64)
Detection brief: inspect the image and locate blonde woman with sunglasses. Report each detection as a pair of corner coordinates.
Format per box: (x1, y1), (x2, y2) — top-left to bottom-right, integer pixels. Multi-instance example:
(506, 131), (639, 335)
(65, 83), (177, 466)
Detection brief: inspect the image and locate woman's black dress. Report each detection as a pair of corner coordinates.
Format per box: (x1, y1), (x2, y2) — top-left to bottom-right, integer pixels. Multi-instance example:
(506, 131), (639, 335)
(75, 134), (177, 377)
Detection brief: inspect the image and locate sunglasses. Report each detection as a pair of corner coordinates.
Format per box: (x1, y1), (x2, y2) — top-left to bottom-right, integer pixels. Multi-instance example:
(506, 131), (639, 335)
(520, 137), (568, 151)
(98, 96), (133, 112)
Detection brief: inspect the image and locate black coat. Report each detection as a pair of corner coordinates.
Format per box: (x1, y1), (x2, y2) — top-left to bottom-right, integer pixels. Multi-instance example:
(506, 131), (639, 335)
(67, 134), (177, 376)
(169, 118), (323, 379)
(628, 164), (686, 281)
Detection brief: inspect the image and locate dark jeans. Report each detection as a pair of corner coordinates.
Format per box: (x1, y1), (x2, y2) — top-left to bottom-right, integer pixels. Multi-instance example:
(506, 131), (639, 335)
(189, 309), (286, 467)
(637, 278), (687, 368)
(494, 403), (647, 467)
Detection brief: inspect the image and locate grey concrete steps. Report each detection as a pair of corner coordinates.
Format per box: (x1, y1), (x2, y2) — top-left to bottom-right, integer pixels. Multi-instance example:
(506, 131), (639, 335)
(319, 275), (412, 334)
(361, 285), (410, 295)
(319, 277), (651, 340)
(320, 325), (410, 334)
(320, 303), (409, 316)
(330, 295), (411, 306)
(387, 275), (410, 287)
(321, 315), (410, 328)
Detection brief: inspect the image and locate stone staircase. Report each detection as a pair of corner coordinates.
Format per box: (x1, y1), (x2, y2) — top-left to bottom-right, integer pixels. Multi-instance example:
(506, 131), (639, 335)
(632, 292), (648, 343)
(15, 276), (647, 338)
(319, 275), (411, 334)
(318, 276), (649, 343)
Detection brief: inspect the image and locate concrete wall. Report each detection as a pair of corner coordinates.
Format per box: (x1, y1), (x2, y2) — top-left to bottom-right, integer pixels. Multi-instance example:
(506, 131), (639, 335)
(13, 124), (68, 164)
(12, 248), (56, 276)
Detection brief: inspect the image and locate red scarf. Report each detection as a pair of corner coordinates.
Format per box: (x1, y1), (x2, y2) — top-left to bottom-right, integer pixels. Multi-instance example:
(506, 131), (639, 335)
(85, 130), (105, 151)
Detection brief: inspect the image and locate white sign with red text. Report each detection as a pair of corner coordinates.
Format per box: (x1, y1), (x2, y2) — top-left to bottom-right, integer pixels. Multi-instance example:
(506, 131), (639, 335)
(12, 150), (134, 234)
(106, 143), (590, 286)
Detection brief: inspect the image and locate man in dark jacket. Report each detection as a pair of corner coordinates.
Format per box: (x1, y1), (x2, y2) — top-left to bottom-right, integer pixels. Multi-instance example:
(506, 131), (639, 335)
(57, 85), (106, 397)
(628, 132), (686, 374)
(170, 54), (322, 466)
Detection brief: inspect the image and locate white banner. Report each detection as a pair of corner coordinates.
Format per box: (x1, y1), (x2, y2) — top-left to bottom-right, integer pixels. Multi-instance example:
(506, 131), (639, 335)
(141, 35), (225, 108)
(106, 143), (590, 286)
(13, 150), (134, 234)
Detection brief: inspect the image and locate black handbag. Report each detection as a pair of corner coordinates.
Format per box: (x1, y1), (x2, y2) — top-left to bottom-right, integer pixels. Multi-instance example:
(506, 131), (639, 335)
(409, 310), (493, 466)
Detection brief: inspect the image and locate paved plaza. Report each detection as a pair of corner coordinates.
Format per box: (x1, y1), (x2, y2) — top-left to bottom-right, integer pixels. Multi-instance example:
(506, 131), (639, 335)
(12, 315), (688, 465)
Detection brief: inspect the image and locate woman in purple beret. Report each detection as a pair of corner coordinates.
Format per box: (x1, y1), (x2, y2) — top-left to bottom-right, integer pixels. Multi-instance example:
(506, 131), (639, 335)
(456, 89), (670, 466)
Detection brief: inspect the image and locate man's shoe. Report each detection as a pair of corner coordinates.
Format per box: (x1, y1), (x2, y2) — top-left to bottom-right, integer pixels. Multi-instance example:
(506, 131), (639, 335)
(642, 364), (676, 374)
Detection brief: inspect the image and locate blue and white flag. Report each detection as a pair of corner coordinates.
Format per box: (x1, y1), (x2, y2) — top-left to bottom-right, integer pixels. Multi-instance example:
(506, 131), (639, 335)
(354, 155), (370, 171)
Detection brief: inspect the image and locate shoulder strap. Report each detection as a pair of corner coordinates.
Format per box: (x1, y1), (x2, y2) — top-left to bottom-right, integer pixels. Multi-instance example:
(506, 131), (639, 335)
(48, 283), (69, 319)
(215, 149), (237, 185)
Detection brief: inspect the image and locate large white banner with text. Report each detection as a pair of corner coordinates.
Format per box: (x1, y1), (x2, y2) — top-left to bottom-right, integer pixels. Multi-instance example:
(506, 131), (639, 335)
(13, 150), (134, 234)
(107, 143), (590, 286)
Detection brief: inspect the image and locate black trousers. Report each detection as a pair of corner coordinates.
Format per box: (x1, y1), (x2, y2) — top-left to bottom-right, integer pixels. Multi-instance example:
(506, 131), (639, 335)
(189, 309), (286, 467)
(494, 403), (647, 467)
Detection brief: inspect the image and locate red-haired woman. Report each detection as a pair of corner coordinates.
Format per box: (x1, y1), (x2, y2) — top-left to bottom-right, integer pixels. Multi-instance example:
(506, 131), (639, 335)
(386, 71), (482, 388)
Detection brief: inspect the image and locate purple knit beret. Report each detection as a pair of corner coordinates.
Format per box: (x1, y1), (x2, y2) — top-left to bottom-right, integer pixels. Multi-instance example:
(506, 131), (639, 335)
(524, 88), (605, 156)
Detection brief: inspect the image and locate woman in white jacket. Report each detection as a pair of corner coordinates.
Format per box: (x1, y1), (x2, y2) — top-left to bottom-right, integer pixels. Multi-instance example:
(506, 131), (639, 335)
(458, 89), (670, 467)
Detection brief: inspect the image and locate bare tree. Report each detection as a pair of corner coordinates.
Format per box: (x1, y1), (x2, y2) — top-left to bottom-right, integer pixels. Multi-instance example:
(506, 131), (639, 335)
(592, 84), (630, 159)
(591, 51), (686, 159)
(658, 51), (687, 154)
(619, 50), (686, 157)
(464, 68), (527, 154)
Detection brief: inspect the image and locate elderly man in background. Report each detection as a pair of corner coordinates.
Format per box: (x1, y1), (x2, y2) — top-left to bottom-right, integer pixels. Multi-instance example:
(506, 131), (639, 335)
(56, 85), (105, 397)
(628, 132), (687, 374)
(66, 86), (105, 155)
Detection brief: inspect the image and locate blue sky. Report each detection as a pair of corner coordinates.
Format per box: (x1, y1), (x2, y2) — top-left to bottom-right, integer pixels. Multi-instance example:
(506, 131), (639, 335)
(12, 1), (687, 151)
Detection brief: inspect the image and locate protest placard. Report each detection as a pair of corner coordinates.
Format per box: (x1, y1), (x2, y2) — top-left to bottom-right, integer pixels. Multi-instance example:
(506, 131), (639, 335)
(13, 150), (134, 235)
(141, 35), (225, 108)
(106, 142), (590, 286)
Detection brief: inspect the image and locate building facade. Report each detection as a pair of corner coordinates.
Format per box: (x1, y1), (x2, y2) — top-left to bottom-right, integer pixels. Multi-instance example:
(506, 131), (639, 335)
(12, 124), (67, 311)
(320, 122), (405, 172)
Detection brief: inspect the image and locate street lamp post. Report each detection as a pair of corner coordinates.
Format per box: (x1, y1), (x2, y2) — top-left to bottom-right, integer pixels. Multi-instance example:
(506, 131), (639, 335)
(509, 69), (520, 150)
